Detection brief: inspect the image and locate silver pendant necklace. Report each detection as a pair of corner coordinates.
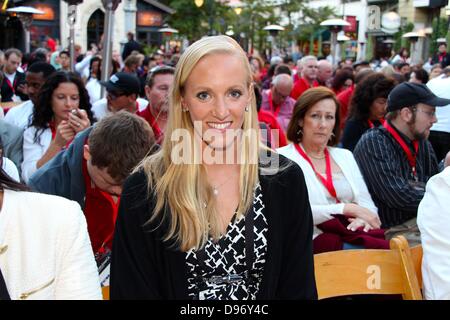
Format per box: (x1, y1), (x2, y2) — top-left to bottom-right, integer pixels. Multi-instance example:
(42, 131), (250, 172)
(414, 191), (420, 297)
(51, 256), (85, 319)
(212, 175), (234, 196)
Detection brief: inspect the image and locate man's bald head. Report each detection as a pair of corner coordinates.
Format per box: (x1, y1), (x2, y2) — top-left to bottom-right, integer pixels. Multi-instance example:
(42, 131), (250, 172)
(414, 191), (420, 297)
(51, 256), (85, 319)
(271, 74), (293, 105)
(317, 60), (333, 84)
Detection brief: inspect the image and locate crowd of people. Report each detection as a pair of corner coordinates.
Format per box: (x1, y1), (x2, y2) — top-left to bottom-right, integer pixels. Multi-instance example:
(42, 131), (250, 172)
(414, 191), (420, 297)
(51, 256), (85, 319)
(1, 34), (450, 300)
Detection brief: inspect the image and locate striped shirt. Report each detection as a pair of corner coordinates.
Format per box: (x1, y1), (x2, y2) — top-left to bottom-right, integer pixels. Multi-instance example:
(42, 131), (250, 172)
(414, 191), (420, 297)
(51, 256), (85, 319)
(353, 121), (439, 228)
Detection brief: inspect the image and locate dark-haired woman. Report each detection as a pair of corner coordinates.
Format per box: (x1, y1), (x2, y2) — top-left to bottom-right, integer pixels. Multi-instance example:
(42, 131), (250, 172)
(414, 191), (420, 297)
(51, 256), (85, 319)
(0, 160), (101, 300)
(340, 73), (396, 151)
(277, 87), (384, 253)
(85, 56), (102, 105)
(331, 68), (354, 95)
(21, 71), (94, 182)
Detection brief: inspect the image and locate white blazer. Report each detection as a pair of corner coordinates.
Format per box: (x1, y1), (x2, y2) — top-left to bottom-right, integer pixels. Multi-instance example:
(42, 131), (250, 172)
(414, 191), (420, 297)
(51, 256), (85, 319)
(418, 166), (450, 300)
(21, 126), (52, 183)
(277, 144), (378, 239)
(0, 189), (102, 300)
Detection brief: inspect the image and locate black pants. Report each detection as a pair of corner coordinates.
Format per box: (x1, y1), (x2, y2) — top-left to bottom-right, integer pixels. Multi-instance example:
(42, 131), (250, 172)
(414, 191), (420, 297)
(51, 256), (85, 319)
(429, 131), (450, 162)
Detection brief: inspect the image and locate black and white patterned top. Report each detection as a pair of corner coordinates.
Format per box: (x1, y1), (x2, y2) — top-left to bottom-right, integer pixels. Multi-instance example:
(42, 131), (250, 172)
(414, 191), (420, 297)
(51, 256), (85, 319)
(186, 183), (268, 300)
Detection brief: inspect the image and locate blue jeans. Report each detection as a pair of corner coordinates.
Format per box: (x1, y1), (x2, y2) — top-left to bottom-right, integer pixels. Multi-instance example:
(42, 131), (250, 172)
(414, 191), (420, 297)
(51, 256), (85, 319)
(343, 242), (365, 250)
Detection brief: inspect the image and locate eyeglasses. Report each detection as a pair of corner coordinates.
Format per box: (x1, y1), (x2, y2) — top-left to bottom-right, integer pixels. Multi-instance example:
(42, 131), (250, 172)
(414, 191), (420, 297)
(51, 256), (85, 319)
(415, 108), (436, 118)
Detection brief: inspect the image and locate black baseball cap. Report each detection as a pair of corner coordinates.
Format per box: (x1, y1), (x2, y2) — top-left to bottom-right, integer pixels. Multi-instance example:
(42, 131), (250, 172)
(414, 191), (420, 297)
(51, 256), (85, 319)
(387, 82), (450, 112)
(100, 72), (140, 95)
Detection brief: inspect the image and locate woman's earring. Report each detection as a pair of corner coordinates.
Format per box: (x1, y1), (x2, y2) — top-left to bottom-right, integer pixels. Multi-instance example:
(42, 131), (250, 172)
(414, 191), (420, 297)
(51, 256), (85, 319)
(297, 127), (303, 135)
(329, 132), (335, 141)
(245, 105), (249, 112)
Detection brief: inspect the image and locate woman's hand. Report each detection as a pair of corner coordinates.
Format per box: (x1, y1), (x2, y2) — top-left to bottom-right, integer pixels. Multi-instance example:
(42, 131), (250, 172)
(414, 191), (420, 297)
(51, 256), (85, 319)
(68, 109), (91, 133)
(347, 217), (373, 232)
(53, 121), (76, 148)
(343, 203), (381, 229)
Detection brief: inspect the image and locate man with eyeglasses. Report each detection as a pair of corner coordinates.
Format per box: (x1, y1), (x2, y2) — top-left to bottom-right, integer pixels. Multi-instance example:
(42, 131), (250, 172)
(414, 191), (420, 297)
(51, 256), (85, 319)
(91, 72), (149, 121)
(260, 74), (295, 133)
(353, 82), (450, 246)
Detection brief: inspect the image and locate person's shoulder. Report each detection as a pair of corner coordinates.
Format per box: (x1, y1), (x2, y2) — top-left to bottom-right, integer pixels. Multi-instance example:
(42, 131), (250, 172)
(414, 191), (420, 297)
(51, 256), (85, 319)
(92, 98), (106, 109)
(276, 143), (295, 157)
(0, 119), (21, 135)
(8, 190), (82, 220)
(122, 169), (150, 198)
(428, 166), (450, 188)
(329, 146), (353, 158)
(260, 152), (303, 184)
(357, 126), (387, 144)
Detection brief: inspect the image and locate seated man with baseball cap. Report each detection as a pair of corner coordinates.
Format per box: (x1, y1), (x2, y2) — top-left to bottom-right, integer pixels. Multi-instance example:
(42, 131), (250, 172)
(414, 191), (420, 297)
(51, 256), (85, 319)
(353, 82), (450, 246)
(91, 72), (148, 120)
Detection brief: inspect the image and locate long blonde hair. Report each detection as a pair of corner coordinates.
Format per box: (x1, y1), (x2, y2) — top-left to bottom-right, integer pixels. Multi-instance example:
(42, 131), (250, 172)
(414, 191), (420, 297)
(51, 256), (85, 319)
(139, 36), (261, 251)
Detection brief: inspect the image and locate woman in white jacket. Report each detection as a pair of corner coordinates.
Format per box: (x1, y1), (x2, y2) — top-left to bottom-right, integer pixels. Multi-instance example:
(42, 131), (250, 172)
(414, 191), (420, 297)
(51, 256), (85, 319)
(0, 160), (101, 300)
(277, 87), (381, 250)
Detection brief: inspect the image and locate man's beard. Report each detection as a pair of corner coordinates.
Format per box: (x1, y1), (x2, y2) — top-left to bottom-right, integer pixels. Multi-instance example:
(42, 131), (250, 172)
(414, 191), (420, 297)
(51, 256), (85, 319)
(407, 117), (429, 140)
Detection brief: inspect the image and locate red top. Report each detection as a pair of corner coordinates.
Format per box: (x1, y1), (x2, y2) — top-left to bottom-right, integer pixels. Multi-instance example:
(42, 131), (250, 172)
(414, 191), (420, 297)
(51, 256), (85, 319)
(257, 109), (287, 148)
(290, 77), (319, 100)
(337, 86), (354, 129)
(136, 106), (164, 143)
(47, 37), (56, 52)
(82, 151), (121, 254)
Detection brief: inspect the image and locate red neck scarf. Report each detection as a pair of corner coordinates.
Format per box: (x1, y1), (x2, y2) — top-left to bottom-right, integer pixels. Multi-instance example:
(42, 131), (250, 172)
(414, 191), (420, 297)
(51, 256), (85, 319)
(295, 144), (339, 202)
(383, 121), (419, 180)
(367, 118), (385, 129)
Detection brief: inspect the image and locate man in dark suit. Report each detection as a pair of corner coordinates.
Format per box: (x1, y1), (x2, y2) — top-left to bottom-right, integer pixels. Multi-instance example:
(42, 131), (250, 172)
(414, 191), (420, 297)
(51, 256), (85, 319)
(122, 32), (142, 61)
(1, 48), (28, 102)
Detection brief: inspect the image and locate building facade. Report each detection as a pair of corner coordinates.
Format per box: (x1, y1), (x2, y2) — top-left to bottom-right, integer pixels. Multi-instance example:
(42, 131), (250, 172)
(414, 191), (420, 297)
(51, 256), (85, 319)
(0, 0), (174, 53)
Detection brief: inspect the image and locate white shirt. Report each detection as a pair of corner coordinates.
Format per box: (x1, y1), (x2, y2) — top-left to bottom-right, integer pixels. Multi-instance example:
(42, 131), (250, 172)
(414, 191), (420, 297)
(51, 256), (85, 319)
(2, 157), (20, 182)
(417, 166), (450, 300)
(0, 189), (102, 300)
(277, 144), (378, 239)
(4, 71), (16, 84)
(427, 77), (450, 133)
(85, 78), (101, 105)
(3, 100), (34, 130)
(21, 126), (52, 183)
(91, 97), (148, 121)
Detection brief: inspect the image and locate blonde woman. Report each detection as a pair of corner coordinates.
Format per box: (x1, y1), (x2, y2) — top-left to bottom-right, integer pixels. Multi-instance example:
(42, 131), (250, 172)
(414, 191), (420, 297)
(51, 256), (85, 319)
(110, 36), (317, 300)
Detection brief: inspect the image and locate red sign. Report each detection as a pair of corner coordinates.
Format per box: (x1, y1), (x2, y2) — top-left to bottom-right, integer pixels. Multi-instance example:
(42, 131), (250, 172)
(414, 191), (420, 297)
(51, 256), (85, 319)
(344, 16), (357, 33)
(137, 11), (162, 27)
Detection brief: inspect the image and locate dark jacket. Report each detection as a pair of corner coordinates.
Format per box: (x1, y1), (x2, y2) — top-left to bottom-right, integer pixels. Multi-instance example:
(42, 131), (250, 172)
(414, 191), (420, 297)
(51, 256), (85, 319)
(0, 71), (28, 102)
(122, 40), (142, 61)
(341, 118), (383, 152)
(28, 127), (92, 209)
(110, 155), (317, 300)
(431, 52), (450, 68)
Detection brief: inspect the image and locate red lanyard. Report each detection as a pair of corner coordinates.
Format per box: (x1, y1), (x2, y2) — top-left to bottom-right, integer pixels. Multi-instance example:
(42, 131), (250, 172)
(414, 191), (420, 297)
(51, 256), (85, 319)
(383, 121), (419, 180)
(294, 144), (339, 202)
(367, 118), (385, 129)
(4, 76), (17, 94)
(268, 90), (281, 117)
